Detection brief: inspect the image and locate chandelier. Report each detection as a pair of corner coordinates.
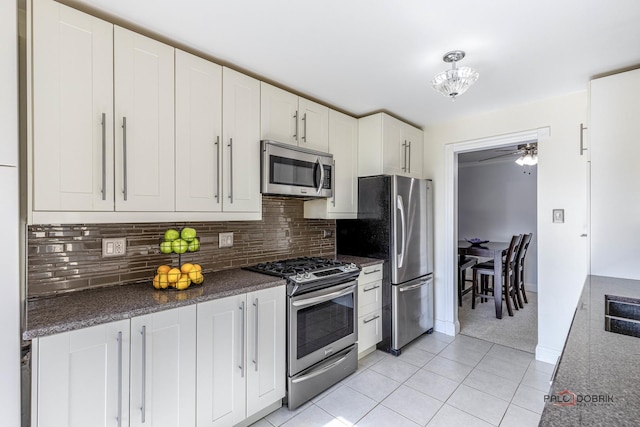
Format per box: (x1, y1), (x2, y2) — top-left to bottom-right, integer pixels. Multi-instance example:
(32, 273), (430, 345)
(431, 50), (479, 100)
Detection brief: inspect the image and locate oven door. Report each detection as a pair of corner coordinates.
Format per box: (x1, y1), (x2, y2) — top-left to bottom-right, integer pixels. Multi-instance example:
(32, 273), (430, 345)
(261, 140), (333, 198)
(288, 280), (357, 375)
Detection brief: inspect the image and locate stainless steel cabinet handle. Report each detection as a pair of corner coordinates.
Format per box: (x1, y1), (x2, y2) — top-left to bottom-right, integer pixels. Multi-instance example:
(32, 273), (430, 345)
(293, 111), (298, 139)
(407, 141), (412, 173)
(363, 314), (380, 324)
(580, 123), (588, 156)
(101, 113), (106, 200)
(363, 268), (381, 275)
(331, 160), (336, 207)
(215, 136), (220, 202)
(253, 298), (259, 371)
(141, 325), (146, 423)
(122, 117), (128, 201)
(228, 138), (234, 203)
(302, 113), (307, 142)
(363, 284), (380, 292)
(116, 331), (123, 427)
(402, 140), (408, 172)
(239, 301), (245, 377)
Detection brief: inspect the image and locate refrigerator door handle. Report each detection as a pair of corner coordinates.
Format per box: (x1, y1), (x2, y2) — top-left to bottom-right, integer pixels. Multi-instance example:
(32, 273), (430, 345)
(398, 279), (431, 292)
(397, 195), (406, 268)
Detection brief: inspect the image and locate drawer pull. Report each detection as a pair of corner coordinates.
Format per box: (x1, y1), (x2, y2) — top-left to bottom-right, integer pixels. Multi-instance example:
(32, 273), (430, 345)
(363, 285), (380, 292)
(364, 314), (380, 324)
(363, 268), (381, 275)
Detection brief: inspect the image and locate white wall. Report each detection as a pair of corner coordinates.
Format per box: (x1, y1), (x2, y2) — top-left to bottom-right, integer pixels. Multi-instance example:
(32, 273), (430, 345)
(424, 91), (588, 363)
(0, 0), (22, 424)
(458, 160), (538, 290)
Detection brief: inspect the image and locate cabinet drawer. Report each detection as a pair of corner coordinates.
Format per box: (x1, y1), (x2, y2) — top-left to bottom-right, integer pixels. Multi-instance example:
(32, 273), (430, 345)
(358, 309), (382, 354)
(358, 280), (382, 314)
(358, 264), (383, 285)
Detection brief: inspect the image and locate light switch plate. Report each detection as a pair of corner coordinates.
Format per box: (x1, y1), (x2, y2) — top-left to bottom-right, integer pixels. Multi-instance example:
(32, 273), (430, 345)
(219, 232), (234, 248)
(102, 237), (126, 257)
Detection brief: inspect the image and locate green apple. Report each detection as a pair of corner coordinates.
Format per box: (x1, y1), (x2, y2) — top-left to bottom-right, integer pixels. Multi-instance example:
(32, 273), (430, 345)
(164, 229), (180, 242)
(172, 238), (188, 254)
(160, 241), (173, 254)
(181, 227), (197, 242)
(187, 238), (200, 252)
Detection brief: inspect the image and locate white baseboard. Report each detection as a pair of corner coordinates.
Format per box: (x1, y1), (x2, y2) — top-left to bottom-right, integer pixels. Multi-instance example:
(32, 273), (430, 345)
(434, 319), (457, 337)
(524, 282), (537, 293)
(535, 344), (561, 364)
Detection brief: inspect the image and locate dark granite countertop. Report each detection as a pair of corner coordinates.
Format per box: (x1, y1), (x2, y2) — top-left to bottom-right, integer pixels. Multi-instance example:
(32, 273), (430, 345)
(540, 275), (640, 426)
(23, 269), (285, 340)
(336, 254), (384, 268)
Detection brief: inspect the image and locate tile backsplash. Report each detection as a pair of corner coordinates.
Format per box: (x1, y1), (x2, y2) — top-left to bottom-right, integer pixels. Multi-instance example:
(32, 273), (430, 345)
(27, 196), (335, 298)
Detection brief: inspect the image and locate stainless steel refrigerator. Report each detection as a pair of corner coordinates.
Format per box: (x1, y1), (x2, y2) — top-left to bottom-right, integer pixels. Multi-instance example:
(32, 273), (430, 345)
(337, 175), (434, 355)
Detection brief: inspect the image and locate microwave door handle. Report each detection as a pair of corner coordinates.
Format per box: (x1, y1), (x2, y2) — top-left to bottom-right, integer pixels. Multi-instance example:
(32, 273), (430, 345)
(316, 157), (325, 194)
(397, 195), (406, 268)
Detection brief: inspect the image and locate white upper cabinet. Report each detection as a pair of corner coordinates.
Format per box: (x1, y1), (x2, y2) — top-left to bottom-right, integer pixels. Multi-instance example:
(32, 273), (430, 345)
(222, 67), (261, 213)
(32, 0), (114, 211)
(304, 109), (358, 219)
(261, 82), (329, 153)
(175, 50), (223, 212)
(114, 27), (175, 211)
(358, 112), (423, 179)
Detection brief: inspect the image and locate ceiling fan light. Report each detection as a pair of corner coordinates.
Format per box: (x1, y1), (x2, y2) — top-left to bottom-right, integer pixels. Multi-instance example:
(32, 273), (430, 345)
(515, 155), (526, 166)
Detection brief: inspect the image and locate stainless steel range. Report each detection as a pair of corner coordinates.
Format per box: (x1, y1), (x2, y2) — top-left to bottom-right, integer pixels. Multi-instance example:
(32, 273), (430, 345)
(244, 257), (360, 410)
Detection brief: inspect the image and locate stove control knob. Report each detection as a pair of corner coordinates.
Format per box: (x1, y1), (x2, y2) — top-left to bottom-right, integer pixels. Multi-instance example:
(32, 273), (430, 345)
(349, 263), (357, 270)
(303, 272), (311, 279)
(295, 273), (304, 281)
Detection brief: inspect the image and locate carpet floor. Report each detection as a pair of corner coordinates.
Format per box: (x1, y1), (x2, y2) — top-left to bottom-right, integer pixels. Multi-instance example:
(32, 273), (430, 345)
(458, 290), (538, 353)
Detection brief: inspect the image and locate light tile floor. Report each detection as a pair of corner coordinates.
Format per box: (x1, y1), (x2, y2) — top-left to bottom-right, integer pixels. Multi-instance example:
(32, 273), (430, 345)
(253, 333), (555, 427)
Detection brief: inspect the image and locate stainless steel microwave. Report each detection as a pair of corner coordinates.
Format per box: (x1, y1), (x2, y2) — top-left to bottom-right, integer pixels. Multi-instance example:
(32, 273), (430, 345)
(261, 140), (333, 198)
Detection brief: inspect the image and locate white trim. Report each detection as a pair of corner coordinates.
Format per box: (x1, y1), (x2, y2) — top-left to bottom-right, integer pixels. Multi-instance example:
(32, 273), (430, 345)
(444, 127), (547, 340)
(535, 345), (561, 365)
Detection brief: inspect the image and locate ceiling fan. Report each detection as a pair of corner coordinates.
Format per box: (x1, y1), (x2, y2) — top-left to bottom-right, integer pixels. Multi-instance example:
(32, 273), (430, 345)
(480, 142), (538, 164)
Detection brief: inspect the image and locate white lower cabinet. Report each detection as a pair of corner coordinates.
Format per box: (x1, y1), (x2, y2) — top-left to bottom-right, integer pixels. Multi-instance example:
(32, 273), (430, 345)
(357, 263), (383, 358)
(32, 306), (198, 427)
(197, 286), (286, 427)
(33, 320), (131, 427)
(130, 306), (197, 427)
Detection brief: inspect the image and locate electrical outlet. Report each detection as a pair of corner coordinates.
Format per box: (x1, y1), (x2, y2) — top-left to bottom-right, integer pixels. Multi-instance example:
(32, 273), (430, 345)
(102, 237), (127, 257)
(219, 232), (234, 248)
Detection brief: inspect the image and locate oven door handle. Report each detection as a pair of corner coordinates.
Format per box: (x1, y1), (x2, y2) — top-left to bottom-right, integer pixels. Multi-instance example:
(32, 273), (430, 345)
(291, 284), (356, 308)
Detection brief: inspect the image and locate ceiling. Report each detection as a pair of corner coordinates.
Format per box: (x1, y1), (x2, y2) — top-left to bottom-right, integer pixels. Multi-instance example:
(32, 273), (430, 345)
(71, 0), (640, 129)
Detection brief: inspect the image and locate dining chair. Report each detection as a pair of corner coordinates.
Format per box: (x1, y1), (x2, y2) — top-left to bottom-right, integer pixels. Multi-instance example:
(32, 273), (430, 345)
(514, 233), (533, 307)
(471, 234), (522, 317)
(458, 254), (478, 306)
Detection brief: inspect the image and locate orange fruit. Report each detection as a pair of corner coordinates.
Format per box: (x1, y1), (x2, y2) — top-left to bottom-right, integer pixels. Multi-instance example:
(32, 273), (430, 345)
(180, 263), (194, 274)
(167, 268), (181, 283)
(157, 265), (171, 274)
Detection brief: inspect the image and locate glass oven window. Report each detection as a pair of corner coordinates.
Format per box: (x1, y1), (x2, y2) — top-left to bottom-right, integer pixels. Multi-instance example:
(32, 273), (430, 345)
(296, 293), (354, 360)
(270, 155), (316, 188)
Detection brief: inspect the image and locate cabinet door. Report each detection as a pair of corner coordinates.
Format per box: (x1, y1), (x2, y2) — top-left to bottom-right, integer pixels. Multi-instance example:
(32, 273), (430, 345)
(382, 115), (406, 176)
(260, 82), (298, 146)
(358, 309), (382, 356)
(328, 110), (358, 215)
(114, 26), (175, 211)
(197, 294), (246, 427)
(246, 286), (286, 417)
(175, 50), (223, 212)
(35, 320), (130, 427)
(298, 97), (329, 153)
(130, 306), (196, 427)
(404, 125), (423, 178)
(32, 0), (114, 211)
(222, 67), (261, 213)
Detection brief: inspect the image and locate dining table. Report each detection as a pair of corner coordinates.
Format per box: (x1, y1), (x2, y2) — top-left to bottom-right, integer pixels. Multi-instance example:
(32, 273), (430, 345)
(458, 240), (510, 319)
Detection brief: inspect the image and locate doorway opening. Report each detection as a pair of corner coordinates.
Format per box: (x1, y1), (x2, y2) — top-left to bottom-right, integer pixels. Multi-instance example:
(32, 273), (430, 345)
(443, 128), (548, 352)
